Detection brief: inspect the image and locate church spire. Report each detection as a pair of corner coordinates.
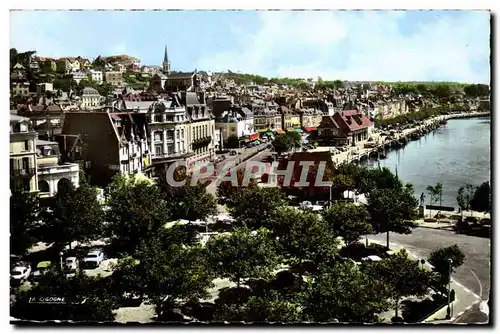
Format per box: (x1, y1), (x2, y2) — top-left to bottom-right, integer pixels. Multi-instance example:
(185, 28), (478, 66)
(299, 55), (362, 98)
(162, 45), (170, 75)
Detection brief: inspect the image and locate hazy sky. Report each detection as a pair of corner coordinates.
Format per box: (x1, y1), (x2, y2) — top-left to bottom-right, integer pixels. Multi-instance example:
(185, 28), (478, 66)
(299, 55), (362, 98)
(10, 10), (490, 83)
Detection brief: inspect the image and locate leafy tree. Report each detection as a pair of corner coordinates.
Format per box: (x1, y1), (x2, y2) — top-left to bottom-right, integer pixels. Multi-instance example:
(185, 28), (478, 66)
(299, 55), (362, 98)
(105, 174), (171, 255)
(42, 181), (104, 249)
(323, 203), (373, 245)
(428, 245), (466, 295)
(426, 184), (439, 216)
(230, 187), (286, 230)
(367, 185), (419, 248)
(269, 207), (339, 269)
(10, 48), (18, 68)
(11, 270), (116, 321)
(456, 184), (475, 217)
(92, 56), (106, 70)
(363, 249), (433, 318)
(112, 240), (214, 314)
(206, 228), (280, 296)
(10, 191), (41, 256)
(217, 168), (257, 205)
(303, 261), (390, 323)
(470, 181), (491, 213)
(180, 182), (218, 222)
(215, 292), (302, 322)
(272, 134), (293, 154)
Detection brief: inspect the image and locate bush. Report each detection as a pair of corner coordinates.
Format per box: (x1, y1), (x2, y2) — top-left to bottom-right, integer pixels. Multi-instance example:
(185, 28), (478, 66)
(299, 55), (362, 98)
(424, 218), (438, 223)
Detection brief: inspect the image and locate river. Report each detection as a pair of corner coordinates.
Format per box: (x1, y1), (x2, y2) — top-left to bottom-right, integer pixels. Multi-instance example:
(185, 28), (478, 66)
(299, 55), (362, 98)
(361, 117), (491, 207)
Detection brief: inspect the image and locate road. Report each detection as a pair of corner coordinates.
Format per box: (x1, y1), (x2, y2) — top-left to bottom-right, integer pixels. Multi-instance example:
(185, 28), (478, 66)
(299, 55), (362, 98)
(453, 302), (489, 324)
(368, 228), (491, 300)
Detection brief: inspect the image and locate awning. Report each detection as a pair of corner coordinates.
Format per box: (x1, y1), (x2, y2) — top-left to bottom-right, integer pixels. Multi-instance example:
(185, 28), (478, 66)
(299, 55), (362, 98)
(304, 127), (317, 132)
(276, 129), (286, 134)
(265, 131), (274, 136)
(295, 128), (303, 133)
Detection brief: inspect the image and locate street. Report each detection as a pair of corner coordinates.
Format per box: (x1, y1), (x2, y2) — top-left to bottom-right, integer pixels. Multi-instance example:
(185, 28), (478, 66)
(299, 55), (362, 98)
(368, 228), (490, 300)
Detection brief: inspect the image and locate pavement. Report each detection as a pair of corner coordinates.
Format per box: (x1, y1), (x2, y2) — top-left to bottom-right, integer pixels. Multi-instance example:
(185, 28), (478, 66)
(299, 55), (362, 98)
(367, 227), (490, 324)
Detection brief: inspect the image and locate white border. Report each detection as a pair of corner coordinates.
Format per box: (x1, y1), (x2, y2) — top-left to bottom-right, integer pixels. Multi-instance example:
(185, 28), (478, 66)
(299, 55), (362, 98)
(3, 1), (496, 333)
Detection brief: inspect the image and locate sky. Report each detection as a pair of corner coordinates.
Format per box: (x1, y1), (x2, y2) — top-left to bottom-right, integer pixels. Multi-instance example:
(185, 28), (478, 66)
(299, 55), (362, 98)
(10, 10), (491, 83)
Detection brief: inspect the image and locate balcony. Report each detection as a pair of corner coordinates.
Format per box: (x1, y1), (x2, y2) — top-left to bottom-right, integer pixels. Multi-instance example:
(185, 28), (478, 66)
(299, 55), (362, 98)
(11, 168), (36, 177)
(37, 163), (79, 175)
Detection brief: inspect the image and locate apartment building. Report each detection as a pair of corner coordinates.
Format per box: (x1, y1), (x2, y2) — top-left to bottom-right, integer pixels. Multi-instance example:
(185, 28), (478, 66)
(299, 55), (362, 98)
(215, 107), (254, 142)
(105, 71), (125, 87)
(80, 87), (104, 109)
(10, 115), (38, 193)
(89, 70), (103, 84)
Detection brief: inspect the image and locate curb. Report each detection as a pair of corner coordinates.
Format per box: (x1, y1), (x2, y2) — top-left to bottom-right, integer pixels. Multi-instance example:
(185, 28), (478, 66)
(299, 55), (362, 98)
(422, 299), (459, 323)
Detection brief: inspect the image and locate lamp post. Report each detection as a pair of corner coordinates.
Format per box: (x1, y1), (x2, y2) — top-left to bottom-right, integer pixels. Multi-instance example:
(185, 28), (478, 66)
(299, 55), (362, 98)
(59, 251), (64, 272)
(446, 258), (453, 319)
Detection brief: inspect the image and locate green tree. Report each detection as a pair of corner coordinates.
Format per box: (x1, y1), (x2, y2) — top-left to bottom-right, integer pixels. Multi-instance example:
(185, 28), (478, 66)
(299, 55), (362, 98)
(426, 184), (439, 216)
(367, 185), (419, 249)
(217, 168), (257, 205)
(206, 228), (280, 299)
(180, 182), (218, 222)
(226, 135), (240, 149)
(456, 184), (475, 217)
(269, 207), (339, 269)
(272, 134), (293, 154)
(10, 191), (41, 256)
(363, 249), (433, 318)
(303, 262), (390, 323)
(92, 56), (106, 70)
(105, 174), (171, 255)
(230, 187), (286, 230)
(470, 181), (491, 213)
(42, 181), (104, 249)
(11, 269), (116, 321)
(322, 203), (373, 245)
(428, 245), (466, 296)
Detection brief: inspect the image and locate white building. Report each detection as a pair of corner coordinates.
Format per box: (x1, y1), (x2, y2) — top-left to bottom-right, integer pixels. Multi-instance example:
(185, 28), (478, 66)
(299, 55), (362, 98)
(215, 111), (254, 141)
(89, 70), (103, 84)
(72, 71), (87, 84)
(80, 87), (103, 110)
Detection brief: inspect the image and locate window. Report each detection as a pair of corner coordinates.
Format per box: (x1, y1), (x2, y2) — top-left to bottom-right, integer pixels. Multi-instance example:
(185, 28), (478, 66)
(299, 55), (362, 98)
(22, 179), (30, 192)
(23, 140), (29, 151)
(154, 143), (163, 155)
(176, 130), (179, 140)
(10, 159), (15, 172)
(167, 143), (175, 155)
(22, 157), (29, 171)
(154, 114), (163, 122)
(181, 129), (184, 139)
(154, 131), (163, 142)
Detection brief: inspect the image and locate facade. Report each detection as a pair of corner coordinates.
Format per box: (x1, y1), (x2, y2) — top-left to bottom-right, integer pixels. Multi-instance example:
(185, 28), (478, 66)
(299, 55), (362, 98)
(105, 71), (124, 87)
(59, 112), (151, 187)
(10, 115), (38, 193)
(36, 83), (54, 94)
(80, 87), (103, 109)
(300, 108), (323, 131)
(215, 109), (254, 142)
(89, 70), (103, 84)
(72, 71), (87, 84)
(57, 58), (80, 73)
(18, 103), (64, 141)
(165, 72), (200, 92)
(11, 82), (30, 97)
(279, 106), (301, 130)
(36, 139), (80, 197)
(318, 110), (373, 146)
(252, 101), (283, 132)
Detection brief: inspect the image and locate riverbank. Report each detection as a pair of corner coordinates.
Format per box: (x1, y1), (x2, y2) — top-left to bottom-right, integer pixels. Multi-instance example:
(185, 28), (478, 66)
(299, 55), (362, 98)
(310, 111), (489, 166)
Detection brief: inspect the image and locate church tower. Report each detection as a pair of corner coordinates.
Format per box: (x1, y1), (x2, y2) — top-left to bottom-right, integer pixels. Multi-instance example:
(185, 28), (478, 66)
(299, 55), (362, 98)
(162, 45), (171, 75)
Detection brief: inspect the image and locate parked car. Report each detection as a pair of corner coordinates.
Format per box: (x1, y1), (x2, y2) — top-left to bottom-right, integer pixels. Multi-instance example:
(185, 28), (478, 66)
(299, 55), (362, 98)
(361, 255), (383, 262)
(64, 257), (79, 272)
(83, 250), (104, 268)
(32, 261), (52, 281)
(11, 265), (31, 283)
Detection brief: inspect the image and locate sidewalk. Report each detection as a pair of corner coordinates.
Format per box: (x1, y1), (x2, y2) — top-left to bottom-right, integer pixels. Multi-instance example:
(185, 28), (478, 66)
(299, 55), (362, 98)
(366, 238), (481, 323)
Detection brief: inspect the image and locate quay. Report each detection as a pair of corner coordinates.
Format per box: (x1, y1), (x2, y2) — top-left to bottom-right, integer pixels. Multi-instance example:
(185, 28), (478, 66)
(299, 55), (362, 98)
(310, 111), (490, 165)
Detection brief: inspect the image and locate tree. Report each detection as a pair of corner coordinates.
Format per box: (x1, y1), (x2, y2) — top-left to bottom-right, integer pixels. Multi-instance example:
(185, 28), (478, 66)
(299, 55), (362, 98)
(428, 245), (466, 295)
(206, 228), (280, 300)
(105, 174), (171, 255)
(179, 182), (218, 222)
(456, 184), (475, 217)
(272, 134), (293, 154)
(11, 269), (116, 321)
(217, 168), (257, 205)
(230, 187), (286, 230)
(92, 56), (106, 70)
(226, 135), (240, 149)
(322, 203), (373, 245)
(269, 207), (339, 268)
(367, 185), (419, 249)
(426, 184), (439, 216)
(363, 249), (433, 318)
(470, 181), (491, 213)
(303, 262), (390, 323)
(10, 191), (41, 256)
(112, 240), (214, 314)
(42, 181), (104, 249)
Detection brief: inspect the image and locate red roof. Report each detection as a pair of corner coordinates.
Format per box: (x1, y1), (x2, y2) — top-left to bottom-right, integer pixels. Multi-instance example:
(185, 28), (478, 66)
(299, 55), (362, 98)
(333, 110), (372, 133)
(304, 127), (317, 132)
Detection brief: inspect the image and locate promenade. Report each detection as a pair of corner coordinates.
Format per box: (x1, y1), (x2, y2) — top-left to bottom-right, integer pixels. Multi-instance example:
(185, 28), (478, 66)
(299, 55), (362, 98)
(310, 111), (490, 166)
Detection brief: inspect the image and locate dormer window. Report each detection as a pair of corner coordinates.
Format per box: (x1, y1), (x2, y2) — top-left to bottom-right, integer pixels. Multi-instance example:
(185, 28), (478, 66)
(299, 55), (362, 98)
(20, 123), (28, 132)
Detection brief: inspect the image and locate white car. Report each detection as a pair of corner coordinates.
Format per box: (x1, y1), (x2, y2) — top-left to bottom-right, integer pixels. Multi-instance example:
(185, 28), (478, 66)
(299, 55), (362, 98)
(64, 257), (79, 272)
(11, 265), (31, 283)
(361, 255), (383, 262)
(83, 250), (104, 268)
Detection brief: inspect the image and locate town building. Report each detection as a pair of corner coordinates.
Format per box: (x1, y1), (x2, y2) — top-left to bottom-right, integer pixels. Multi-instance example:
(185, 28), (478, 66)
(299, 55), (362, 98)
(36, 139), (80, 198)
(18, 102), (64, 141)
(59, 112), (151, 187)
(165, 72), (200, 92)
(36, 83), (54, 94)
(279, 105), (301, 131)
(89, 70), (103, 84)
(10, 114), (38, 193)
(72, 71), (87, 84)
(215, 107), (254, 143)
(317, 110), (373, 146)
(57, 57), (80, 73)
(251, 101), (283, 133)
(299, 108), (323, 132)
(11, 81), (30, 97)
(80, 87), (104, 109)
(105, 71), (125, 87)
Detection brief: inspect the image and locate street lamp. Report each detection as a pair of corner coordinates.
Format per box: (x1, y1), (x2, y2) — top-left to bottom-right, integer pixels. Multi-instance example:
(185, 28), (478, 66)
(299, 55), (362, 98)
(446, 258), (453, 319)
(59, 251), (64, 272)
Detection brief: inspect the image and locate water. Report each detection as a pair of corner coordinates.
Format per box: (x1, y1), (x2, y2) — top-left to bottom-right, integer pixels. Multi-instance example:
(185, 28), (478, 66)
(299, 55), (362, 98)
(361, 117), (491, 207)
